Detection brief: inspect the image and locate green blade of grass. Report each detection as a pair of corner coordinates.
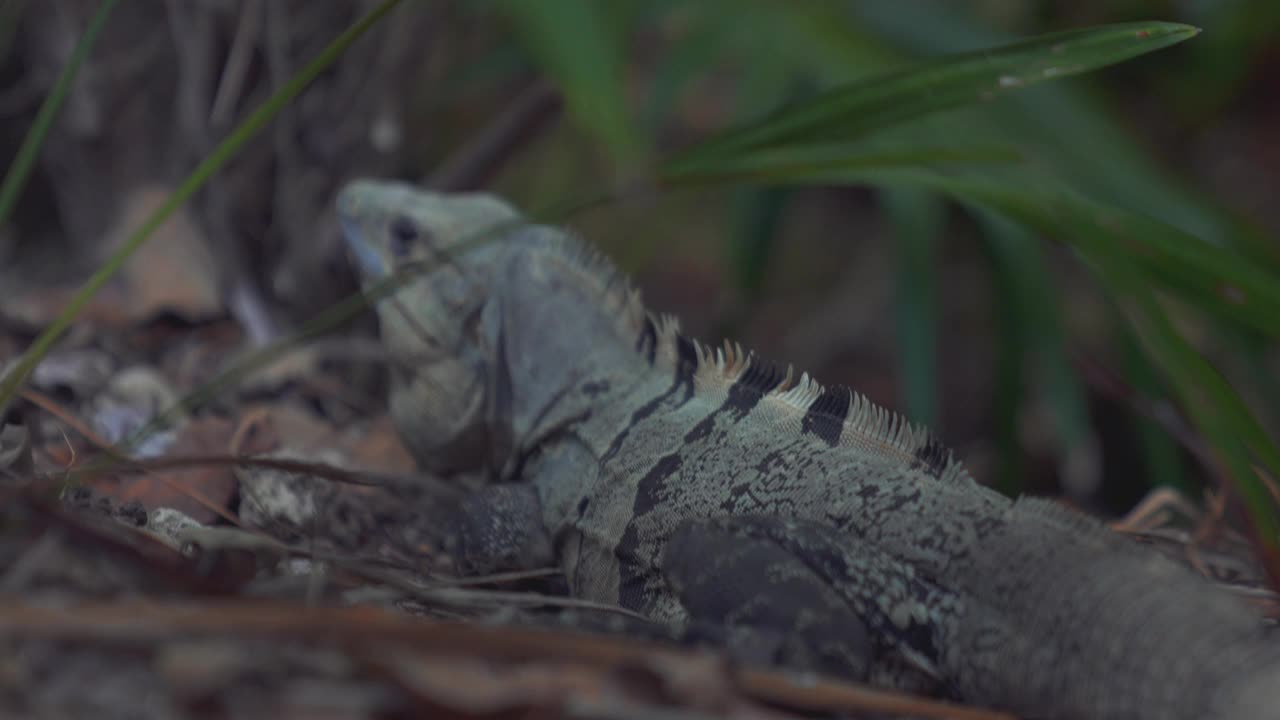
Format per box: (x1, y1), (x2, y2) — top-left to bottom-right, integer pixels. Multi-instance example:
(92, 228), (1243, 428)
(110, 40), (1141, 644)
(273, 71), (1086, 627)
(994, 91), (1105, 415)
(665, 142), (1023, 186)
(0, 0), (118, 230)
(870, 171), (1280, 566)
(927, 176), (1280, 340)
(0, 0), (404, 412)
(668, 21), (1198, 171)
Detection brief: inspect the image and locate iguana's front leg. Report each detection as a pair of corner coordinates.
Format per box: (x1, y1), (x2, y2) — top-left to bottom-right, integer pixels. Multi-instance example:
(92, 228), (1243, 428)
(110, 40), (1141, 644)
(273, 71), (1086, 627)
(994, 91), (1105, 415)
(661, 516), (957, 692)
(439, 484), (554, 575)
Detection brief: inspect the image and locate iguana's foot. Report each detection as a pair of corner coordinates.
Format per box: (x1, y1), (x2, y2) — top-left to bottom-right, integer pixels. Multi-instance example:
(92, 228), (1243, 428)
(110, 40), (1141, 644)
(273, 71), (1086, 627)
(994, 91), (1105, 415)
(443, 483), (554, 575)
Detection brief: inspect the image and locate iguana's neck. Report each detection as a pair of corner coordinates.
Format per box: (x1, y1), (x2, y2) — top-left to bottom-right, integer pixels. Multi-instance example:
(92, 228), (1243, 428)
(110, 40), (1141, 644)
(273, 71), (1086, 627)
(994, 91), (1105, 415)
(497, 230), (655, 449)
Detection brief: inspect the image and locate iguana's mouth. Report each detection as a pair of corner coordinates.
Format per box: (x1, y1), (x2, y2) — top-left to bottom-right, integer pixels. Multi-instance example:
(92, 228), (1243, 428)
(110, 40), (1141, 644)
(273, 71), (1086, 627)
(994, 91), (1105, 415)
(341, 218), (388, 281)
(336, 188), (390, 281)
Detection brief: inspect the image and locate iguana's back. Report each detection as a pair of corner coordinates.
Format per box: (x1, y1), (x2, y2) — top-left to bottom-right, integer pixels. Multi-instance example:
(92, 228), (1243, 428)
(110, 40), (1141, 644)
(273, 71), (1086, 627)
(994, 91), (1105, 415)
(552, 339), (1002, 618)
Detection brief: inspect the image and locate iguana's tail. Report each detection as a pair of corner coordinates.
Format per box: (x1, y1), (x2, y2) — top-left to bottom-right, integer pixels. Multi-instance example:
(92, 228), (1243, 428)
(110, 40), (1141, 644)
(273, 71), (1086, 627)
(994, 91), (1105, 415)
(950, 496), (1279, 720)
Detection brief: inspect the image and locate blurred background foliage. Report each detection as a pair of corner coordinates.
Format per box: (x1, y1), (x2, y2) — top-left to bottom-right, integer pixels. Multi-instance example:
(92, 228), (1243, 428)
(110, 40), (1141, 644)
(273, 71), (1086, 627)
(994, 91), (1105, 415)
(2, 0), (1279, 546)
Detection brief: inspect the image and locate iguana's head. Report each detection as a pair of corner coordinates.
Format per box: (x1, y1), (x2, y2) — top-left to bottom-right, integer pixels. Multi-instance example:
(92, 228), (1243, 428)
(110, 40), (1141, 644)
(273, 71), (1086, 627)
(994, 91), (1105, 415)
(337, 179), (523, 479)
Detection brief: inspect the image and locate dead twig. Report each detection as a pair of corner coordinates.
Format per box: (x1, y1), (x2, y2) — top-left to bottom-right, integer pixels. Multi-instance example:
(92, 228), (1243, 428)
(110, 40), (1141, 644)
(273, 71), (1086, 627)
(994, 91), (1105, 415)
(0, 600), (1013, 720)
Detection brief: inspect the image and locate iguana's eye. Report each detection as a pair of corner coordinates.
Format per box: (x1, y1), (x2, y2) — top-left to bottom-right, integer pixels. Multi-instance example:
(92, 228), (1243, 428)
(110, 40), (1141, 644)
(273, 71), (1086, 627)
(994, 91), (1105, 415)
(388, 215), (420, 258)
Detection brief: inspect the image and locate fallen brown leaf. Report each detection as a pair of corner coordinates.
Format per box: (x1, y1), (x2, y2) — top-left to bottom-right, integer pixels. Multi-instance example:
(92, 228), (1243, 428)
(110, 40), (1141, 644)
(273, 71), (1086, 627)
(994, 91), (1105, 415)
(93, 415), (238, 523)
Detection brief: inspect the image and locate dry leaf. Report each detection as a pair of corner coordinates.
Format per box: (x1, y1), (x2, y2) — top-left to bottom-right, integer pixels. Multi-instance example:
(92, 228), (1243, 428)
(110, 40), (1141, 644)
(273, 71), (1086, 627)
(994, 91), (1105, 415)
(106, 186), (224, 322)
(93, 415), (238, 523)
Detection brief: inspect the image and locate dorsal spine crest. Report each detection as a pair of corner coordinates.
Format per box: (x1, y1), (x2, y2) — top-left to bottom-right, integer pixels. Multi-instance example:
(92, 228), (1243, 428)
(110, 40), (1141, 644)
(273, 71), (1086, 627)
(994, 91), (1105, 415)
(535, 228), (970, 485)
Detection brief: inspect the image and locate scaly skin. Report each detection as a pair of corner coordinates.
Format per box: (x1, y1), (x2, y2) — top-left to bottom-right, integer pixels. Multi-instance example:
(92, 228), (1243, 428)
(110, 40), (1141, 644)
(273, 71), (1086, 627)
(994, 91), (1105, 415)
(338, 179), (1280, 720)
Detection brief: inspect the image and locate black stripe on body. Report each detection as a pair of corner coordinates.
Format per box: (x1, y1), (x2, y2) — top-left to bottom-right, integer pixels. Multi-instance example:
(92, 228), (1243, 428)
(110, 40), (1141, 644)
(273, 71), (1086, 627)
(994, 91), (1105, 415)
(613, 452), (684, 610)
(602, 333), (703, 465)
(725, 357), (784, 419)
(911, 436), (953, 479)
(673, 334), (698, 404)
(801, 386), (851, 446)
(636, 316), (658, 365)
(682, 356), (785, 443)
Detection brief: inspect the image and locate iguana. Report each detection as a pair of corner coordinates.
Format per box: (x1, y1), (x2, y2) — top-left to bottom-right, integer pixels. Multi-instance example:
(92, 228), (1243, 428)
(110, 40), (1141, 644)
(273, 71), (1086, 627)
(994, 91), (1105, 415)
(337, 179), (1280, 720)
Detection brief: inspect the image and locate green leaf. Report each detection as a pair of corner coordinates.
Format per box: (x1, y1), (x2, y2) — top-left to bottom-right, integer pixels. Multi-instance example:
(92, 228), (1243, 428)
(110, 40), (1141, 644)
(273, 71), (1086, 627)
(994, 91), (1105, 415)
(841, 3), (1265, 258)
(1091, 252), (1280, 561)
(788, 169), (1280, 340)
(931, 176), (1280, 340)
(498, 0), (643, 170)
(854, 170), (1280, 554)
(669, 21), (1198, 171)
(665, 142), (1022, 186)
(0, 0), (404, 413)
